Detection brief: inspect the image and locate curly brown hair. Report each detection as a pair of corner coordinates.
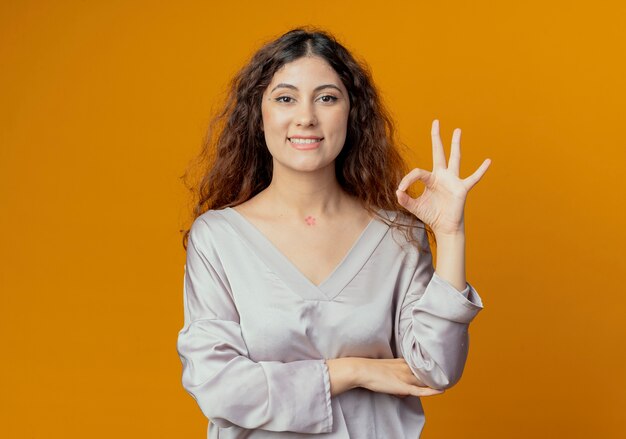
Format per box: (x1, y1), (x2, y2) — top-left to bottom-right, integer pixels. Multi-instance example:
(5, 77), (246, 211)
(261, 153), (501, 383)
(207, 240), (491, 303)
(180, 26), (435, 254)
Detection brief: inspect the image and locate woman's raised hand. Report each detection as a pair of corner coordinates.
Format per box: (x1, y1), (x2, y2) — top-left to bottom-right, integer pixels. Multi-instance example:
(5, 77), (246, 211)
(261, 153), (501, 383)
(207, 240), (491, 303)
(396, 120), (491, 236)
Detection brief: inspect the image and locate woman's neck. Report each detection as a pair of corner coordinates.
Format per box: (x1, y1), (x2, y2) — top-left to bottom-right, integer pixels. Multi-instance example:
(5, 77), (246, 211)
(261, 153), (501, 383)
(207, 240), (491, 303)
(258, 165), (355, 220)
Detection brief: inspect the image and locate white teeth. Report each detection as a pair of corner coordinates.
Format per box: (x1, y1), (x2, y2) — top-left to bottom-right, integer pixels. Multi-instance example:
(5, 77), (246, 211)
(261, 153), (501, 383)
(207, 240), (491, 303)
(289, 138), (322, 144)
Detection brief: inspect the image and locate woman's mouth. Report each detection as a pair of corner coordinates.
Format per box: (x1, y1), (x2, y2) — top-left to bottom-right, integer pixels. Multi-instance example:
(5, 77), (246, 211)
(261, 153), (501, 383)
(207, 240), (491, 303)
(288, 137), (323, 150)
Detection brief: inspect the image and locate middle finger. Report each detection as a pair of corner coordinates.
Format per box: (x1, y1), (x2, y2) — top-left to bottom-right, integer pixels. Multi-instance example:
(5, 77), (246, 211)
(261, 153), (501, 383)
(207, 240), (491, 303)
(431, 119), (447, 170)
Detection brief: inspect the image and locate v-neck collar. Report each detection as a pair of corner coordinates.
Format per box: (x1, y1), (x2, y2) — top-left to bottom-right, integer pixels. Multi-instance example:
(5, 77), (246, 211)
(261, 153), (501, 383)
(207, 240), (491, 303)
(218, 207), (396, 301)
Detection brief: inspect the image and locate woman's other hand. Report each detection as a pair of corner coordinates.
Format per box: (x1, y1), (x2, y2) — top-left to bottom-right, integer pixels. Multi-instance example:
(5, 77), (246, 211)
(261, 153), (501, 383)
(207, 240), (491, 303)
(355, 358), (445, 398)
(326, 357), (444, 398)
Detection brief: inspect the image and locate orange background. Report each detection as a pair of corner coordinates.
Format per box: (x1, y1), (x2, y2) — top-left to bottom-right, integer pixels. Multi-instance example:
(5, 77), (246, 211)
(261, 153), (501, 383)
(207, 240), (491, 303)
(2, 1), (625, 438)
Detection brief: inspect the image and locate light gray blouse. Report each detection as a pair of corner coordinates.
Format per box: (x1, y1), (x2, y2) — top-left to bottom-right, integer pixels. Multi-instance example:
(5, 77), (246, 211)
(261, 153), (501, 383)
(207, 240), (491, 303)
(176, 207), (484, 438)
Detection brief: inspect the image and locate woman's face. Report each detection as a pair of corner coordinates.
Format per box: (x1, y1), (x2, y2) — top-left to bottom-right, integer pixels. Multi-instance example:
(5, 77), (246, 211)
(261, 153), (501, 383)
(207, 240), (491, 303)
(261, 55), (350, 173)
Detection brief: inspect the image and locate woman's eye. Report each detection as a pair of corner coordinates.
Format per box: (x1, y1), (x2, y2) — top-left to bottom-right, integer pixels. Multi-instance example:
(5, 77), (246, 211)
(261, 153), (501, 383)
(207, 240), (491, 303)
(319, 95), (338, 103)
(275, 96), (293, 103)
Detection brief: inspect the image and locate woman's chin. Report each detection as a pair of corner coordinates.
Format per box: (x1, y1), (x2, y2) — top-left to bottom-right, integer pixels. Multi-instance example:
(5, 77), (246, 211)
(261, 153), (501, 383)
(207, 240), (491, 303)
(272, 157), (335, 173)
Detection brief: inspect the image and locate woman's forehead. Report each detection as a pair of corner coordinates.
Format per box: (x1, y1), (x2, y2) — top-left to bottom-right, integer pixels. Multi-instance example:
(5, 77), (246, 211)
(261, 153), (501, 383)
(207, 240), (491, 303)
(267, 57), (344, 91)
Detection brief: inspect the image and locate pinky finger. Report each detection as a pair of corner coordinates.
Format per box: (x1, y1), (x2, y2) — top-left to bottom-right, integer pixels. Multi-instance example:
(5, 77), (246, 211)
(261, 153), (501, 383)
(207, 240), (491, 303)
(464, 158), (492, 191)
(410, 386), (445, 397)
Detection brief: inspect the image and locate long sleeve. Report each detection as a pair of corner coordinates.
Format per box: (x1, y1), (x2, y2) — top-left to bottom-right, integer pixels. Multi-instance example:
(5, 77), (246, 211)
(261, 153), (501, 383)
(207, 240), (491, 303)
(397, 228), (484, 391)
(176, 218), (333, 433)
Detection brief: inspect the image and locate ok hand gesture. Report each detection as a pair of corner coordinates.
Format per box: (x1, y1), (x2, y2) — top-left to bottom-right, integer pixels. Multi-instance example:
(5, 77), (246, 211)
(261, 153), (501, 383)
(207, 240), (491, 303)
(396, 120), (491, 236)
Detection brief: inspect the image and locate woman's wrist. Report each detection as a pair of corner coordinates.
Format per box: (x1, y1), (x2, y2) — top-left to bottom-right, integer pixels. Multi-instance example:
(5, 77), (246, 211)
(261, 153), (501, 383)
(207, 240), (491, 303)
(326, 357), (361, 396)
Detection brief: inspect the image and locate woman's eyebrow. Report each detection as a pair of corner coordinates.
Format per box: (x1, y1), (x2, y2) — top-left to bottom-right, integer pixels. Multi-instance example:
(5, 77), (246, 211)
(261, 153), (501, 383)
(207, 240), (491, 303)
(270, 83), (343, 94)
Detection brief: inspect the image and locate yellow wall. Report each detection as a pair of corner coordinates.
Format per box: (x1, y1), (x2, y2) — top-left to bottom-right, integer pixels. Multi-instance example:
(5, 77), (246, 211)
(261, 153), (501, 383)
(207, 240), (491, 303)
(2, 1), (624, 437)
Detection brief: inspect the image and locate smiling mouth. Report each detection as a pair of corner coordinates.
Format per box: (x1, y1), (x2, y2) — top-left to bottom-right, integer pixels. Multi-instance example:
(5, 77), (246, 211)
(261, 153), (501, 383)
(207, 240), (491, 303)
(288, 137), (324, 144)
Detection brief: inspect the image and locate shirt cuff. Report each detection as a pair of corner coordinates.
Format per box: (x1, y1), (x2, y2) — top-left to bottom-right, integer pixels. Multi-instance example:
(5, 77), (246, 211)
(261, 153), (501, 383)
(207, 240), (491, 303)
(418, 272), (484, 323)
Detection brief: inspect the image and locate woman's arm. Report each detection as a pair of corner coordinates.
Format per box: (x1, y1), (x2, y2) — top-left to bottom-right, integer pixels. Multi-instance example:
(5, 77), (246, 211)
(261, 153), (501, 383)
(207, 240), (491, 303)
(434, 231), (467, 293)
(393, 120), (489, 390)
(177, 218), (333, 433)
(396, 226), (484, 391)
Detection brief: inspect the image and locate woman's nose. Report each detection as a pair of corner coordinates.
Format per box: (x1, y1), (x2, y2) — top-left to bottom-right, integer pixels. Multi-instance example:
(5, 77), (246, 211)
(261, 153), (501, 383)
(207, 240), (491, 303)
(295, 102), (317, 126)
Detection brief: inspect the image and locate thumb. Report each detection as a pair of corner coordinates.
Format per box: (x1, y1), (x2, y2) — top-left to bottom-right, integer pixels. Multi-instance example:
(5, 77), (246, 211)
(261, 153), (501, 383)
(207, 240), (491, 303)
(396, 189), (410, 206)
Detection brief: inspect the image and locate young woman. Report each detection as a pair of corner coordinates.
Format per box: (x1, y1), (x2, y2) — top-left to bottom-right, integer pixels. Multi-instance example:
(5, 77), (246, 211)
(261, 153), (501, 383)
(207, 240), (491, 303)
(177, 26), (490, 438)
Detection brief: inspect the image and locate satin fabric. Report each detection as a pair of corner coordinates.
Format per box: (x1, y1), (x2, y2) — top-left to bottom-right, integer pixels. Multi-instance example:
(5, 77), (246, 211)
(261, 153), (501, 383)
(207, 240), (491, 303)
(176, 207), (484, 438)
